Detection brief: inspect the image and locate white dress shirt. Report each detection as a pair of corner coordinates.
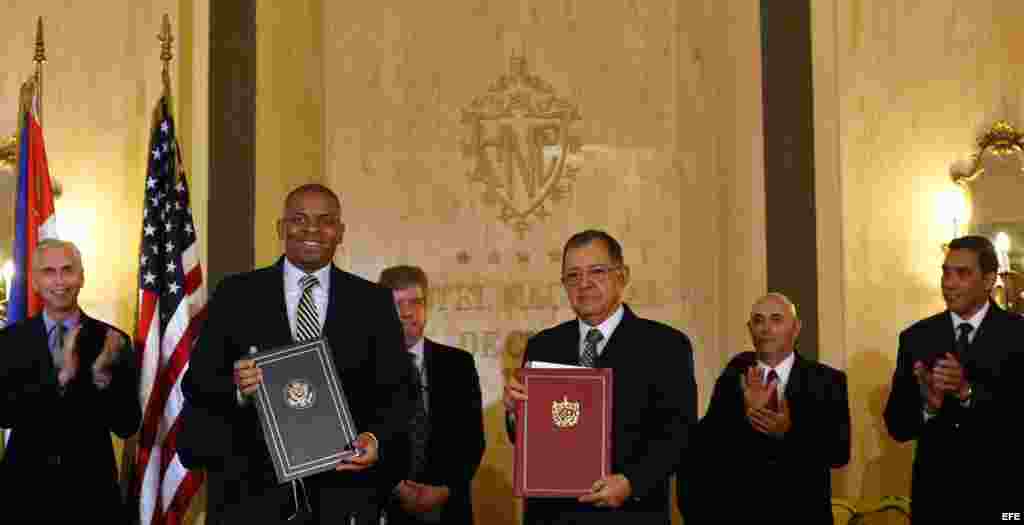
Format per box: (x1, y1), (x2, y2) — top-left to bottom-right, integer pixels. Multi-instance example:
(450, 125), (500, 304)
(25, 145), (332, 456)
(950, 300), (988, 344)
(577, 304), (625, 361)
(283, 257), (331, 339)
(758, 351), (796, 399)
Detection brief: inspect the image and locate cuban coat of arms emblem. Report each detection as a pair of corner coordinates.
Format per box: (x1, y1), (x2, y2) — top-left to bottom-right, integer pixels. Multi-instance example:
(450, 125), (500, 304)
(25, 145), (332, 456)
(551, 395), (581, 429)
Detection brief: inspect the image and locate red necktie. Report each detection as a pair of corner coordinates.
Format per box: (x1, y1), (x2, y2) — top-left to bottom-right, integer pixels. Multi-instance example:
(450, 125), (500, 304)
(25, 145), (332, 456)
(766, 369), (779, 411)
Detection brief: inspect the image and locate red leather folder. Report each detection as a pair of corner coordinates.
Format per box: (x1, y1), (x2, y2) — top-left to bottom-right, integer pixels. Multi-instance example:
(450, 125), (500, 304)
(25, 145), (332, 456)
(513, 368), (613, 497)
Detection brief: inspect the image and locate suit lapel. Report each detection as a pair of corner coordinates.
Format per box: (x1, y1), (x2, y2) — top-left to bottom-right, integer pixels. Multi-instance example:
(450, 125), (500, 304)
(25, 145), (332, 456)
(597, 304), (635, 365)
(323, 265), (348, 344)
(962, 301), (1005, 372)
(268, 258), (295, 345)
(968, 302), (1000, 353)
(75, 313), (101, 366)
(29, 316), (58, 381)
(550, 322), (582, 366)
(423, 339), (438, 413)
(784, 352), (805, 403)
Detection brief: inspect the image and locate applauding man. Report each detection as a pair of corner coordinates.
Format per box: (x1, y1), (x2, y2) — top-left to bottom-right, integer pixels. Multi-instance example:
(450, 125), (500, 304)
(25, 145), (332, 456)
(696, 293), (850, 524)
(0, 239), (140, 523)
(884, 236), (1024, 523)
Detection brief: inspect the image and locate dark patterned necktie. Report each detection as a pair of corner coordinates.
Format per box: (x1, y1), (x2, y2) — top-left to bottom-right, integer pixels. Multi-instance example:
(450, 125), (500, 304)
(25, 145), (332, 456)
(766, 369), (780, 411)
(295, 274), (321, 341)
(955, 323), (972, 361)
(579, 328), (603, 368)
(409, 353), (430, 480)
(51, 322), (66, 369)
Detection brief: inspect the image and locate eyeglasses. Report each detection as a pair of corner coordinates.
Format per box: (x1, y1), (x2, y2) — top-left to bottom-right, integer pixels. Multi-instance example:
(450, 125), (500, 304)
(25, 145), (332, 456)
(561, 265), (622, 287)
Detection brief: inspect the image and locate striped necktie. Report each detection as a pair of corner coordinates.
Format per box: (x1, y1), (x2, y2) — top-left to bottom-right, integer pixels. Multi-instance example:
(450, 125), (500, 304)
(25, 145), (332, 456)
(579, 328), (603, 367)
(295, 274), (321, 341)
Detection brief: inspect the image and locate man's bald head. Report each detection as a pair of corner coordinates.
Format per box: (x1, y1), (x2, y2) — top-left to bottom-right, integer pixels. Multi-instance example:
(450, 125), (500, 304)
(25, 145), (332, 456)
(283, 184), (341, 213)
(748, 292), (801, 362)
(754, 292), (798, 320)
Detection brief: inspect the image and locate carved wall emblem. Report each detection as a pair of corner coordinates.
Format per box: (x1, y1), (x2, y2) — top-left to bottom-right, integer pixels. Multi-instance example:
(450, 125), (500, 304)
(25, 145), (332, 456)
(551, 395), (580, 429)
(283, 379), (315, 410)
(461, 56), (583, 236)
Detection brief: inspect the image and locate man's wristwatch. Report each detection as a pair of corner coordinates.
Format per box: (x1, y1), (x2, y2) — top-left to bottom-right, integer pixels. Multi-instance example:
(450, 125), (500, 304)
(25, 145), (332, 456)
(959, 383), (973, 405)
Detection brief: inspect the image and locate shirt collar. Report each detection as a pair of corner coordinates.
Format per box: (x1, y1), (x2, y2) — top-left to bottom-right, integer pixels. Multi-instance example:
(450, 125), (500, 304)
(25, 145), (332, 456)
(42, 309), (82, 334)
(283, 257), (331, 292)
(951, 300), (989, 336)
(578, 304), (625, 348)
(408, 337), (425, 368)
(758, 350), (796, 388)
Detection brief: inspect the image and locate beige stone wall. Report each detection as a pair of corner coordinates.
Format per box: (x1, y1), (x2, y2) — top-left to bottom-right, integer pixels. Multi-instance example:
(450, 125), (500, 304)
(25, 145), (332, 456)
(322, 1), (765, 523)
(813, 0), (1024, 505)
(254, 0), (325, 267)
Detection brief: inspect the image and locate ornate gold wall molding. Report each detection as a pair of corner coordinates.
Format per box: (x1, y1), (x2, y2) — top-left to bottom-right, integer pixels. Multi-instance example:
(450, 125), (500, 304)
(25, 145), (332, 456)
(0, 135), (15, 170)
(461, 55), (582, 236)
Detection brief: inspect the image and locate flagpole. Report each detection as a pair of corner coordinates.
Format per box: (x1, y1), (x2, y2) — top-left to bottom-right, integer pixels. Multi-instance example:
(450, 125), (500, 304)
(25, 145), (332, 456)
(159, 14), (173, 100)
(34, 16), (45, 127)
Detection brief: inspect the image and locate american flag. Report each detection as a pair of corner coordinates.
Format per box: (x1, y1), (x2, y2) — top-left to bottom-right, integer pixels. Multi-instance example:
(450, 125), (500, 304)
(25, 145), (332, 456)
(134, 96), (206, 525)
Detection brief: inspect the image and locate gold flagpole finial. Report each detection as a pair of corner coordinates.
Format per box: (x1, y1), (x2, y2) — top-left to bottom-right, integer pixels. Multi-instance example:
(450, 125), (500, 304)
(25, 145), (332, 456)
(34, 16), (46, 66)
(158, 14), (174, 97)
(33, 16), (46, 126)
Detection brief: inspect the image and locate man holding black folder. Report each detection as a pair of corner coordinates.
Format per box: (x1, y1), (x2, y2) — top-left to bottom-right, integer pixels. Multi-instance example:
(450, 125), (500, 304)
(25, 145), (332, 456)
(503, 230), (697, 525)
(181, 184), (413, 524)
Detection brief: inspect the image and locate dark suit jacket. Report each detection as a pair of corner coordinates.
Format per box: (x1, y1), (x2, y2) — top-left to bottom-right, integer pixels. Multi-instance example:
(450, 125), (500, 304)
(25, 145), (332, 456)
(179, 258), (413, 524)
(0, 312), (140, 523)
(884, 302), (1024, 523)
(511, 304), (697, 525)
(690, 351), (850, 524)
(387, 338), (486, 525)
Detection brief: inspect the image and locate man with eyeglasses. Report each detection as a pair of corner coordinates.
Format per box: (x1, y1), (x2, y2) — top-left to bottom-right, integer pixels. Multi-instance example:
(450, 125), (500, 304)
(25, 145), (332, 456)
(378, 265), (485, 525)
(503, 229), (697, 525)
(180, 184), (413, 524)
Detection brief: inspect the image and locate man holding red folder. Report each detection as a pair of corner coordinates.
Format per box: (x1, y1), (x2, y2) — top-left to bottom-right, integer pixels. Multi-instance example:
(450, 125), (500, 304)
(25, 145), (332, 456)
(503, 230), (697, 525)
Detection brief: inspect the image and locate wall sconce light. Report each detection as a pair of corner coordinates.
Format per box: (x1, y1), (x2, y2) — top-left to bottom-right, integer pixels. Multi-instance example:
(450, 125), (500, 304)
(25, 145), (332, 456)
(950, 121), (1024, 184)
(937, 183), (971, 247)
(990, 231), (1024, 313)
(0, 259), (13, 327)
(995, 231), (1011, 272)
